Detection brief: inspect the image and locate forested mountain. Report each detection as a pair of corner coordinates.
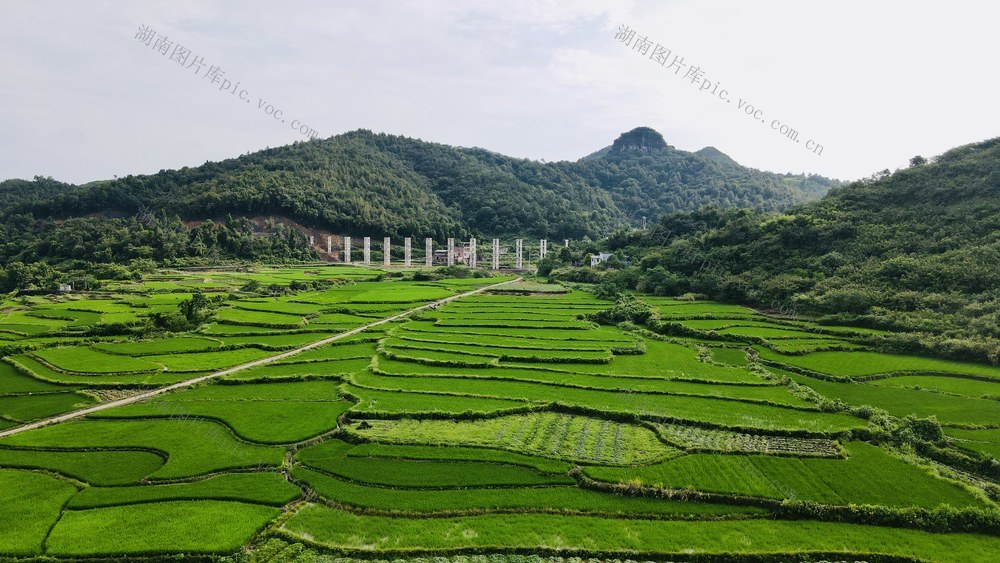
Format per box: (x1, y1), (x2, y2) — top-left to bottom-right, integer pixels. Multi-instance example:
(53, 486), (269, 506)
(569, 128), (836, 224)
(0, 127), (836, 250)
(580, 136), (1000, 362)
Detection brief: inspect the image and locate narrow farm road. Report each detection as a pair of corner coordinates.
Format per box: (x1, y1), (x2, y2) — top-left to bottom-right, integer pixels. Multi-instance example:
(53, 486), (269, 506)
(0, 276), (522, 439)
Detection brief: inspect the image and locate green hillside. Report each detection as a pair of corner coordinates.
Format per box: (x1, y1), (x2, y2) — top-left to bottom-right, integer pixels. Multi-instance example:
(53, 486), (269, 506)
(0, 128), (835, 264)
(581, 136), (1000, 362)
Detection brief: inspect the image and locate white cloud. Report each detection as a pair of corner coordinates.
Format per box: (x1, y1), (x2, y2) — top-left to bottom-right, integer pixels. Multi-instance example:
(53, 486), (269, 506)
(1, 0), (997, 183)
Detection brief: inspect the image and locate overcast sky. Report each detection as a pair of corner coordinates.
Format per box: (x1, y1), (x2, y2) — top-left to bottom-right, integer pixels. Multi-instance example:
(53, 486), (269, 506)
(2, 0), (998, 184)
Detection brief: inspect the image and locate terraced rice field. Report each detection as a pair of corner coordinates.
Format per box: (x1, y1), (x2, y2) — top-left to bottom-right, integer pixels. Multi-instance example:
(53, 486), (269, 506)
(0, 269), (998, 561)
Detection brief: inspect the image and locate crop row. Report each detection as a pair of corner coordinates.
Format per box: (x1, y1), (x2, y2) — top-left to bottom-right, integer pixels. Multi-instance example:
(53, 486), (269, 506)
(756, 347), (1000, 380)
(0, 418), (283, 480)
(297, 442), (573, 488)
(348, 413), (679, 465)
(343, 442), (572, 474)
(279, 503), (1000, 560)
(291, 466), (762, 517)
(382, 340), (614, 364)
(370, 358), (810, 407)
(348, 370), (860, 434)
(584, 442), (984, 509)
(389, 332), (623, 352)
(66, 471), (301, 509)
(783, 370), (1000, 427)
(654, 423), (842, 457)
(399, 321), (633, 342)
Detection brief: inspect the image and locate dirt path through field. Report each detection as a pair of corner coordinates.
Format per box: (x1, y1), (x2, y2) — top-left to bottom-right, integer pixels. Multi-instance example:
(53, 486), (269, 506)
(0, 276), (521, 439)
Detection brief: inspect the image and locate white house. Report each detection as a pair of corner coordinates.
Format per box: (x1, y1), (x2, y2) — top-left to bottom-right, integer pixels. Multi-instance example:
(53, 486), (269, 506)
(590, 252), (613, 267)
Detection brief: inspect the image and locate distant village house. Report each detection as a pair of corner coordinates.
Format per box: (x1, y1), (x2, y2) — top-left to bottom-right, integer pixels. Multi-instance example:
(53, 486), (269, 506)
(590, 252), (613, 267)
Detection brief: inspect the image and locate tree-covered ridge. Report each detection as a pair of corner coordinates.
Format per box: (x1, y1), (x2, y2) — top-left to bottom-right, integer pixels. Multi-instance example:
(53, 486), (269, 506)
(565, 145), (836, 224)
(0, 215), (316, 292)
(608, 126), (668, 153)
(582, 136), (1000, 361)
(1, 128), (838, 244)
(3, 137), (469, 241)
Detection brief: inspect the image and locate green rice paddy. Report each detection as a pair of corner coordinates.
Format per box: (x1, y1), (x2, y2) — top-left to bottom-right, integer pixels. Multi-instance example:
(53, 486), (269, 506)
(0, 268), (997, 561)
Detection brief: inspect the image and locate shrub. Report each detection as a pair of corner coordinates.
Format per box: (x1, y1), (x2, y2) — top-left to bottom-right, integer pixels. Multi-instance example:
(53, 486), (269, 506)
(588, 294), (658, 326)
(411, 270), (434, 281)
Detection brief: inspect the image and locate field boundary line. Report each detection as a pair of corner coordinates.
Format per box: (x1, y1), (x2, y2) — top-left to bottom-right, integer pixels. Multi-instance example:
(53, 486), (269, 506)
(0, 276), (522, 439)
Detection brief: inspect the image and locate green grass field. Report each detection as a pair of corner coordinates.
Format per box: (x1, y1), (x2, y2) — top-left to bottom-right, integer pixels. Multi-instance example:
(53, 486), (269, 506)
(281, 505), (1000, 560)
(292, 466), (765, 516)
(32, 346), (163, 373)
(757, 347), (1000, 379)
(66, 472), (301, 508)
(0, 470), (78, 556)
(297, 442), (574, 487)
(45, 501), (280, 556)
(946, 428), (1000, 460)
(0, 419), (284, 479)
(0, 448), (166, 485)
(93, 336), (222, 355)
(585, 442), (984, 508)
(0, 392), (96, 422)
(0, 271), (998, 561)
(783, 371), (1000, 426)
